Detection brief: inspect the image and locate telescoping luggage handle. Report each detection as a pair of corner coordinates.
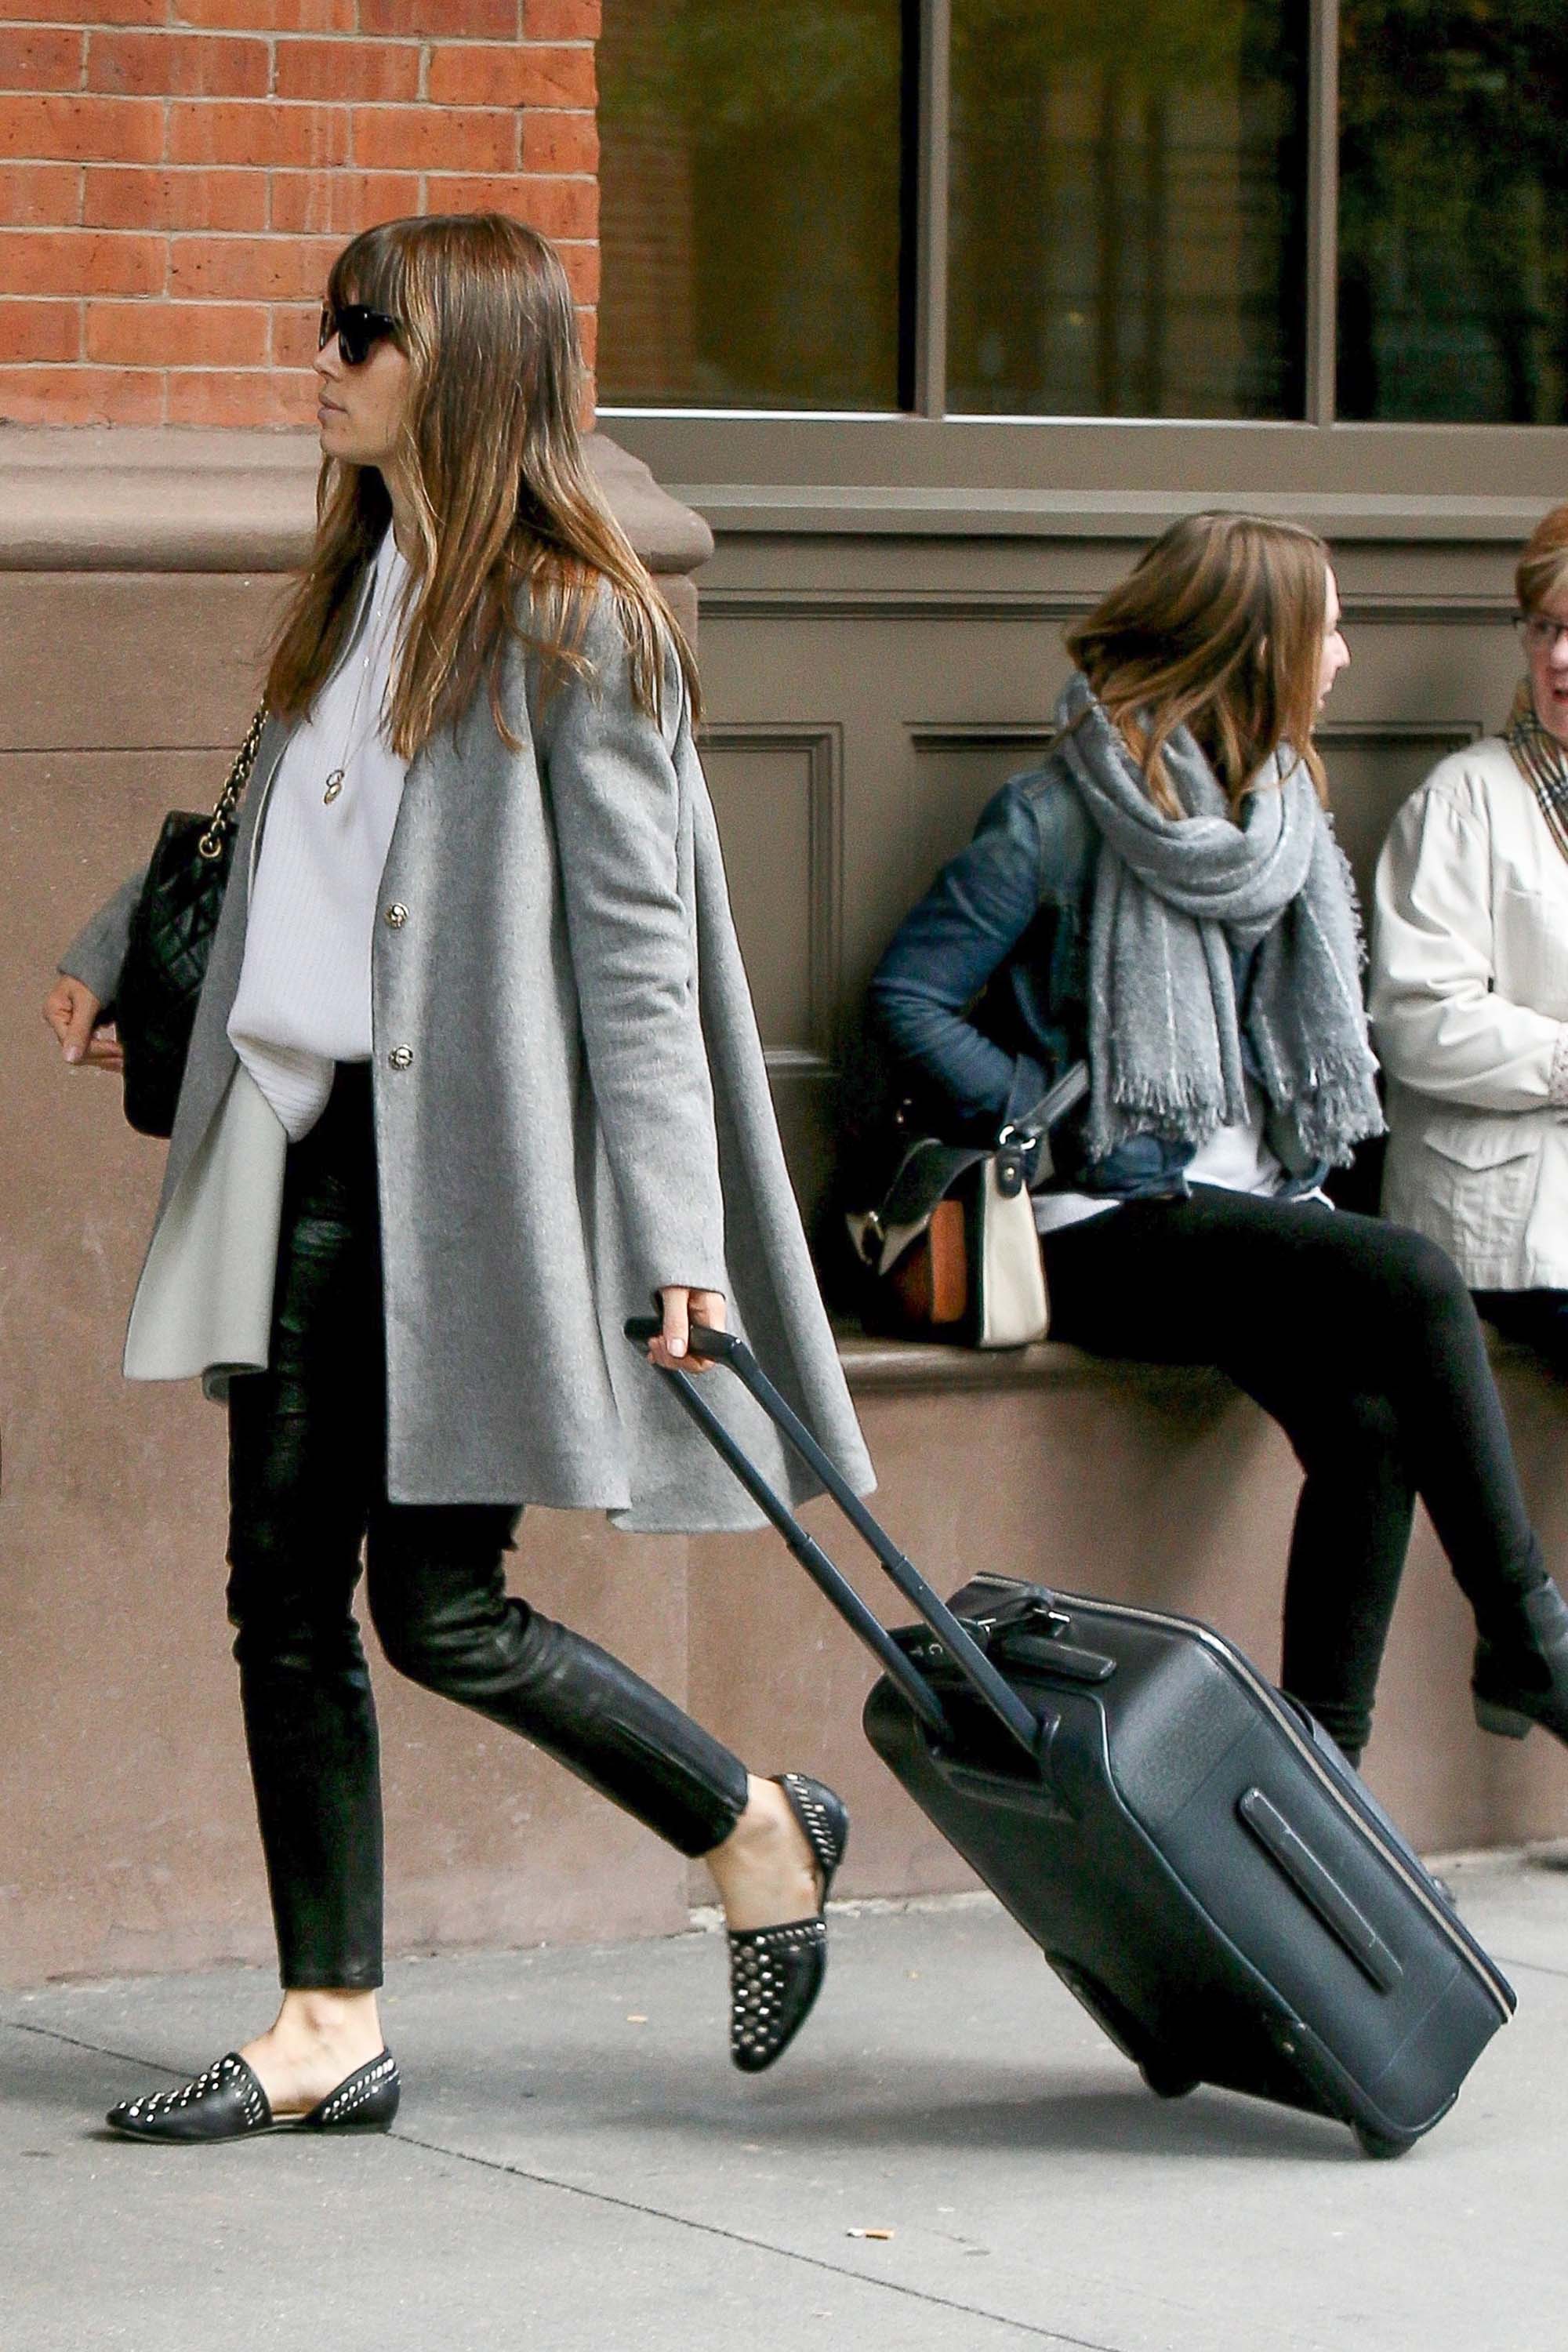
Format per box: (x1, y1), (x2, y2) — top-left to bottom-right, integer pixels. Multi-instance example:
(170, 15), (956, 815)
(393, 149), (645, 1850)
(623, 1319), (1050, 1768)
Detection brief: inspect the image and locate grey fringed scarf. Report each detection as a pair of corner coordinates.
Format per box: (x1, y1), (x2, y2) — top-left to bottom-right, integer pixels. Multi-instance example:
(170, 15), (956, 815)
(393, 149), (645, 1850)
(1051, 672), (1383, 1170)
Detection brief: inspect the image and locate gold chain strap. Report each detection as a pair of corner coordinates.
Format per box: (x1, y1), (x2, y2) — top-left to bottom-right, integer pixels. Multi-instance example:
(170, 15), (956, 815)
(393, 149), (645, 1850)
(197, 702), (270, 862)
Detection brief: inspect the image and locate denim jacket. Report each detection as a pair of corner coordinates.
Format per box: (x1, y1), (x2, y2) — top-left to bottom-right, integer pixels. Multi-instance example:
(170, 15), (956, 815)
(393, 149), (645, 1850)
(868, 760), (1326, 1201)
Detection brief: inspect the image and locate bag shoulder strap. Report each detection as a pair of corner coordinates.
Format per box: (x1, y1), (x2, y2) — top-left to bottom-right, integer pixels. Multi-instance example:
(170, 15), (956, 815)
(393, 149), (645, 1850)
(848, 1060), (1088, 1274)
(197, 702), (270, 862)
(1004, 1056), (1089, 1140)
(873, 1135), (988, 1236)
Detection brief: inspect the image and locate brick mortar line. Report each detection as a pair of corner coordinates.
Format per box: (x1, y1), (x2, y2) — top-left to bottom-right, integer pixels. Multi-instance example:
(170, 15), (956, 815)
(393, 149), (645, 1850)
(0, 102), (593, 116)
(0, 20), (593, 34)
(56, 31), (600, 37)
(0, 221), (601, 228)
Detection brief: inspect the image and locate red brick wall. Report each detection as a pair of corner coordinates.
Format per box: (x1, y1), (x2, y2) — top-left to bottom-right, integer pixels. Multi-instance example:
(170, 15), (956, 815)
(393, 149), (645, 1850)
(0, 0), (599, 426)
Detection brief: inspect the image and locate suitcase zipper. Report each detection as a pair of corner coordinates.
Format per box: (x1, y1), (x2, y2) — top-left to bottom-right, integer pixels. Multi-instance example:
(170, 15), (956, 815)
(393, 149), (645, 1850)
(1060, 1592), (1515, 2021)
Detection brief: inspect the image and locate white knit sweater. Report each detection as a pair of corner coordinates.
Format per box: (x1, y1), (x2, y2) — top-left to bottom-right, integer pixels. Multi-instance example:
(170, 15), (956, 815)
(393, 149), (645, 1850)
(228, 530), (411, 1140)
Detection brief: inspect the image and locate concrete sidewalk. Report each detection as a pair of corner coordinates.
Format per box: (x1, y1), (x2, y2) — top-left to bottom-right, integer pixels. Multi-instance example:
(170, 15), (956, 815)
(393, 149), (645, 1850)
(2, 1850), (1565, 2352)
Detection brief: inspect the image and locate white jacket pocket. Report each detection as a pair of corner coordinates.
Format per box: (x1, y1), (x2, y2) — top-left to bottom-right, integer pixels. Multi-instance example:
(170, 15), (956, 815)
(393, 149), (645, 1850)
(1422, 1113), (1541, 1171)
(1417, 1112), (1543, 1262)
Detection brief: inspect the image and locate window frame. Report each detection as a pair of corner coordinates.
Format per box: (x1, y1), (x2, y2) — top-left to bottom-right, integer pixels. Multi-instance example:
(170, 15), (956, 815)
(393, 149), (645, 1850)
(906, 0), (1335, 427)
(597, 0), (1568, 503)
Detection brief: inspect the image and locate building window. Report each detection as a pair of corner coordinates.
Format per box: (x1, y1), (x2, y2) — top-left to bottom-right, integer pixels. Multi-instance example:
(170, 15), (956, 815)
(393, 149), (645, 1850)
(597, 0), (904, 411)
(599, 0), (1568, 430)
(1337, 0), (1568, 424)
(948, 2), (1308, 419)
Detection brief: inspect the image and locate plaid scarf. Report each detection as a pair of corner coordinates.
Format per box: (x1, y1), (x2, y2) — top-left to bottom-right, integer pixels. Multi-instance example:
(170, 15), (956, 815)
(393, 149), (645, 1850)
(1504, 678), (1568, 865)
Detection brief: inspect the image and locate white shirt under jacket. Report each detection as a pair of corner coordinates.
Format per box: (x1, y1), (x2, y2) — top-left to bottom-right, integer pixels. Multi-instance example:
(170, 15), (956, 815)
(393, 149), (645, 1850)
(1371, 735), (1568, 1290)
(227, 528), (411, 1140)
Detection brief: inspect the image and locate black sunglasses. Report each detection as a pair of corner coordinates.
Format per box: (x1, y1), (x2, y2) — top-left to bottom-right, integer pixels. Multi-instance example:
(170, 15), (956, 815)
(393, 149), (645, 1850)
(318, 303), (400, 368)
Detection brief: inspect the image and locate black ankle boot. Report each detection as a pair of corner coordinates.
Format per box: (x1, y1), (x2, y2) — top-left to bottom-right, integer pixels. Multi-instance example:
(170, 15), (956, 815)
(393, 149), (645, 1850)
(1473, 1579), (1568, 1744)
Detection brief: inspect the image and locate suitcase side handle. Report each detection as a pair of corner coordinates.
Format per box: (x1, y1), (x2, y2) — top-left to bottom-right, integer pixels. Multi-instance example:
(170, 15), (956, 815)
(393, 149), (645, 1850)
(1239, 1788), (1405, 1995)
(623, 1318), (1049, 1767)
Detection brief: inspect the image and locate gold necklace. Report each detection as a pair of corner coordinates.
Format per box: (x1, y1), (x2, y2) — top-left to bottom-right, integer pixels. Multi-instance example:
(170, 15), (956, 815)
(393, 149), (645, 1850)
(323, 553), (400, 805)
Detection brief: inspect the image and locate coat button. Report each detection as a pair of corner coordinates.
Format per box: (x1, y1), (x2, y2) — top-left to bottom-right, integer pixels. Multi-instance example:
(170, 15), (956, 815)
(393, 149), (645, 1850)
(388, 1046), (413, 1070)
(384, 903), (408, 928)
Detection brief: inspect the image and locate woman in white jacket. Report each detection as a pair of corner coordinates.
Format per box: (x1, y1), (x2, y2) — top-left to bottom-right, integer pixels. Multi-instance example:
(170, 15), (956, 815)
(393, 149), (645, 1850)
(1372, 502), (1568, 1746)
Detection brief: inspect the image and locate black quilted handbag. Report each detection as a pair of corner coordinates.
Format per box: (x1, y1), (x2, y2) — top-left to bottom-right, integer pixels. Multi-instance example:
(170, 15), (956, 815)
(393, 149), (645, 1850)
(118, 703), (270, 1138)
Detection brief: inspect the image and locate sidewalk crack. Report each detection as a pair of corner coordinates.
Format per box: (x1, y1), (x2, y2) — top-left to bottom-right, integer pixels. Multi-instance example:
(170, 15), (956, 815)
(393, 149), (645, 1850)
(2, 2017), (1114, 2347)
(1494, 1952), (1568, 1982)
(389, 2123), (1122, 2350)
(2, 2016), (186, 2074)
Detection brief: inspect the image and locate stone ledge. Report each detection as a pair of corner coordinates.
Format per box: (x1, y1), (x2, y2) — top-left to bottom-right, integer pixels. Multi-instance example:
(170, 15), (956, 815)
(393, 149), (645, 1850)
(837, 1322), (1542, 1399)
(665, 482), (1553, 544)
(837, 1329), (1236, 1402)
(0, 427), (714, 577)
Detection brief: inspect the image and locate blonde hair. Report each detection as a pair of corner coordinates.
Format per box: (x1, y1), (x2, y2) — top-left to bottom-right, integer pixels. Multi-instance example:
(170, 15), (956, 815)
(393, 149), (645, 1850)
(1065, 511), (1331, 818)
(265, 212), (698, 757)
(1515, 504), (1568, 617)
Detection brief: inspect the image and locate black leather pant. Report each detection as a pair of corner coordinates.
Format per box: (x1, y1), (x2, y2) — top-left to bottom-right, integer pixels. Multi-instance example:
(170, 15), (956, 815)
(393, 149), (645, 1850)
(225, 1065), (750, 1991)
(1043, 1187), (1545, 1764)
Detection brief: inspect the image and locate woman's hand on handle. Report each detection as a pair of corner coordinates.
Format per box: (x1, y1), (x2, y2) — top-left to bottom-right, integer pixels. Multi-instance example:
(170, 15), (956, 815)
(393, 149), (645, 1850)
(42, 976), (124, 1073)
(649, 1287), (726, 1374)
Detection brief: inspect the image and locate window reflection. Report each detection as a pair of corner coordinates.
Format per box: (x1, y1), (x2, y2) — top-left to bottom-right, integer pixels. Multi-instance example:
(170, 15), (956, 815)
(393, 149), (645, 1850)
(947, 0), (1308, 418)
(597, 0), (903, 410)
(1338, 1), (1568, 423)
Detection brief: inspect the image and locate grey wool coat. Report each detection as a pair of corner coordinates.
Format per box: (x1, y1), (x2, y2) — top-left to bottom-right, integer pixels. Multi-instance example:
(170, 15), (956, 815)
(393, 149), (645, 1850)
(63, 590), (873, 1532)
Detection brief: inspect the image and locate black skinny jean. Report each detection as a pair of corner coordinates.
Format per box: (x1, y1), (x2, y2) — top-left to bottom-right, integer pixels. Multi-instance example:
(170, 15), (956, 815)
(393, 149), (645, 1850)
(1041, 1187), (1545, 1762)
(225, 1065), (750, 1991)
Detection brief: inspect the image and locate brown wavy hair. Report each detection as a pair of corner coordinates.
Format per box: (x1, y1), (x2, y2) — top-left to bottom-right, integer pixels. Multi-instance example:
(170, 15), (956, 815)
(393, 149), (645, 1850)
(264, 212), (698, 757)
(1065, 511), (1332, 818)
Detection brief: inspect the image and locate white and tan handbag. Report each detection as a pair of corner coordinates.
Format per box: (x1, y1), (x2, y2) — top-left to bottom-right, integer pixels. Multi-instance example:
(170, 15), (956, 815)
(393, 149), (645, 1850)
(845, 1064), (1088, 1348)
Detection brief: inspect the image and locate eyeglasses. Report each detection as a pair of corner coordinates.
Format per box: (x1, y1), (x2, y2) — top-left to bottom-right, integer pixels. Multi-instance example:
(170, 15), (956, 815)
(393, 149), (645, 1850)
(318, 303), (400, 368)
(1513, 613), (1568, 653)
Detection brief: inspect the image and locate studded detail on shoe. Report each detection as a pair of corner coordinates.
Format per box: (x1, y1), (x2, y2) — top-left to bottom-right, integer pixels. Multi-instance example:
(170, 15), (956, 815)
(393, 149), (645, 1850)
(107, 2052), (272, 2143)
(728, 1916), (829, 2072)
(775, 1772), (848, 1896)
(724, 1771), (848, 2074)
(107, 2047), (400, 2144)
(302, 2051), (401, 2132)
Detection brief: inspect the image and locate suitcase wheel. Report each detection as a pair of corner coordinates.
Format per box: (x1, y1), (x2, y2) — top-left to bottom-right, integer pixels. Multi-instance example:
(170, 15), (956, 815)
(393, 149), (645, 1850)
(1138, 2060), (1200, 2101)
(1352, 2124), (1413, 2161)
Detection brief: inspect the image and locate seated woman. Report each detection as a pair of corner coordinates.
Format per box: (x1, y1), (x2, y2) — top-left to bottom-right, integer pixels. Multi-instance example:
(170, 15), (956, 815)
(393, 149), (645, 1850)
(1374, 508), (1568, 1353)
(1372, 503), (1568, 1738)
(870, 510), (1568, 1766)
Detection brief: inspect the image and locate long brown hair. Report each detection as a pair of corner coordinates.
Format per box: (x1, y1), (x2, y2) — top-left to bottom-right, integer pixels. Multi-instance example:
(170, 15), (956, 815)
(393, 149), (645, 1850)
(265, 213), (698, 757)
(1065, 511), (1331, 818)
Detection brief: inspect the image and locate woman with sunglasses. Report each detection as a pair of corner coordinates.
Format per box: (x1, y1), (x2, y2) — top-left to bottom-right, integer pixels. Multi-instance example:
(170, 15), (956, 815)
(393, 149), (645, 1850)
(45, 214), (869, 2143)
(1371, 505), (1568, 1742)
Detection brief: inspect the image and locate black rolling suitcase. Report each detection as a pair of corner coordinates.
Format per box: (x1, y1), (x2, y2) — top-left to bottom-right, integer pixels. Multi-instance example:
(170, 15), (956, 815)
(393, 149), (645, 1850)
(626, 1319), (1515, 2158)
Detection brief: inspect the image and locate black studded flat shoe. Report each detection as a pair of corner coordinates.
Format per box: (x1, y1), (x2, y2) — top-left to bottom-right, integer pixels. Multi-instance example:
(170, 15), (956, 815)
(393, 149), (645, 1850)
(106, 2049), (400, 2143)
(1473, 1578), (1568, 1746)
(728, 1771), (848, 2074)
